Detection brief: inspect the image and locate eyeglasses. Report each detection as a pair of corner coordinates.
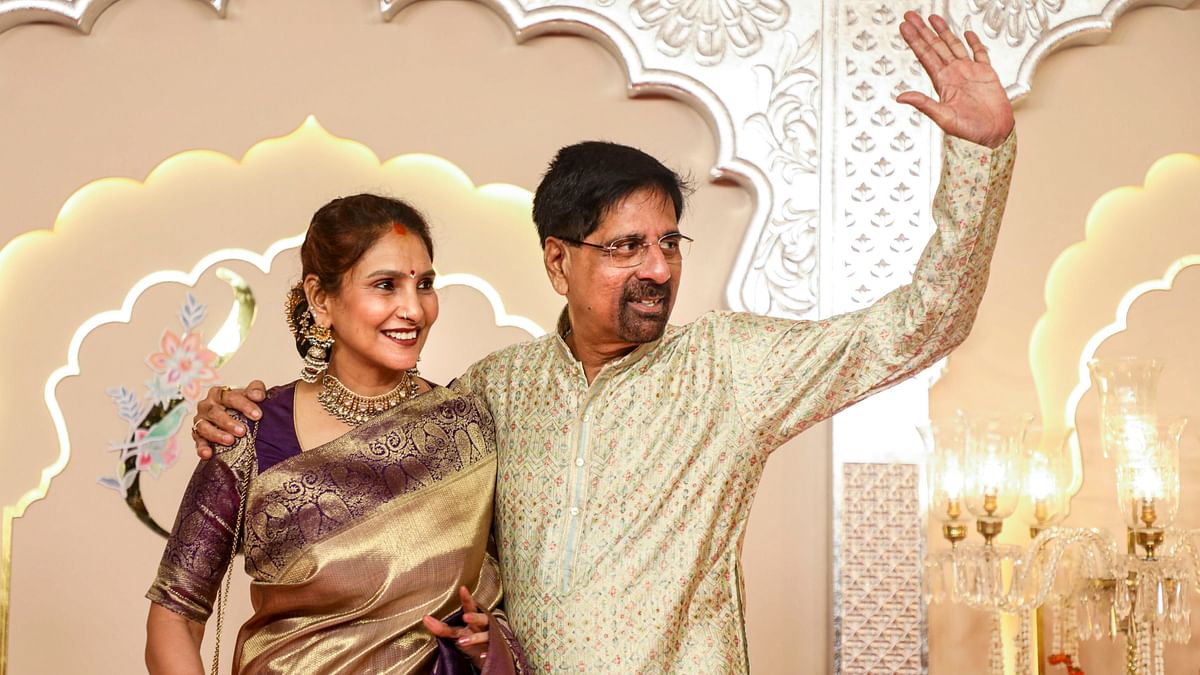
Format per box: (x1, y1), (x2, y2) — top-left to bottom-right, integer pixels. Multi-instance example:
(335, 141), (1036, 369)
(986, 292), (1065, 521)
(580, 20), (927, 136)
(561, 233), (694, 268)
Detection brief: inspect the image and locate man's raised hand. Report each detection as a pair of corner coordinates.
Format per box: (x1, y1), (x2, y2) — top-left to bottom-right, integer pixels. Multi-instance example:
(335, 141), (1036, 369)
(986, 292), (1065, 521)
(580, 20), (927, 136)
(897, 12), (1014, 149)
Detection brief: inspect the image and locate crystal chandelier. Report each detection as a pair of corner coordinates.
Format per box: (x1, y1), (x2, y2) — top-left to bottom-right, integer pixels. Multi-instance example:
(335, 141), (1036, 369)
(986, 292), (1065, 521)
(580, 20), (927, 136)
(923, 357), (1195, 675)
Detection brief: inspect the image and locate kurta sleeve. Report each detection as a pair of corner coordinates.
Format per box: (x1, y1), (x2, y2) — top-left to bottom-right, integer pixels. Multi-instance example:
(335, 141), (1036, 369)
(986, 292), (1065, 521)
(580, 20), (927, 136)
(451, 351), (505, 417)
(726, 131), (1017, 450)
(145, 427), (255, 624)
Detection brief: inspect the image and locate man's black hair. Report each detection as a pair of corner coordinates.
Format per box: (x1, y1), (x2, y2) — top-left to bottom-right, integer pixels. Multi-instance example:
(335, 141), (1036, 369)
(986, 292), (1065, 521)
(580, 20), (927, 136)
(532, 141), (690, 246)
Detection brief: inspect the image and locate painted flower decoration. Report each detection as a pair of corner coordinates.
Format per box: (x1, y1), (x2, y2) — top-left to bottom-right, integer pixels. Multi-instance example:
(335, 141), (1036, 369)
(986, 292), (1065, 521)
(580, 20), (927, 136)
(134, 428), (179, 478)
(146, 329), (218, 401)
(632, 0), (790, 66)
(968, 0), (1064, 46)
(144, 374), (179, 409)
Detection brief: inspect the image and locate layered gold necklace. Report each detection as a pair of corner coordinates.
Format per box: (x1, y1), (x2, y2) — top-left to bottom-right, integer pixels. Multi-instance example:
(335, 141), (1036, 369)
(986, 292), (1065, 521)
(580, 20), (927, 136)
(318, 371), (420, 426)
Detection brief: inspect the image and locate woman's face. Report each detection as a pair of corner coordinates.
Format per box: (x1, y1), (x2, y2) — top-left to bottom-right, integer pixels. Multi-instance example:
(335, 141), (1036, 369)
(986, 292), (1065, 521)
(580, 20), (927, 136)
(319, 227), (438, 384)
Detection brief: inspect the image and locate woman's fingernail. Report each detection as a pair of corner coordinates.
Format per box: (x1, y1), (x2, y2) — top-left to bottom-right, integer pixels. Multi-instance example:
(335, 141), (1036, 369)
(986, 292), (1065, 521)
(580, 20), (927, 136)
(457, 637), (470, 646)
(234, 425), (245, 434)
(251, 410), (261, 419)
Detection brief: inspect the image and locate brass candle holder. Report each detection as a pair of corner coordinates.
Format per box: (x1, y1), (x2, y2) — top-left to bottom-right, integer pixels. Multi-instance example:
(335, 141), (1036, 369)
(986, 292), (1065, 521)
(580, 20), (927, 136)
(977, 493), (1003, 545)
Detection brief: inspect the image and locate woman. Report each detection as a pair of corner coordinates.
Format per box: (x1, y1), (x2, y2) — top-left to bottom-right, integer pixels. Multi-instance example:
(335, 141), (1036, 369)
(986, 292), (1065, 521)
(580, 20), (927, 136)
(145, 195), (527, 674)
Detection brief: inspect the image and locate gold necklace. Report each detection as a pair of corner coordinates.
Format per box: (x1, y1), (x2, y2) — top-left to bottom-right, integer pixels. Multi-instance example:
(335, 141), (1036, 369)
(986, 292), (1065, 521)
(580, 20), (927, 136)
(318, 371), (420, 426)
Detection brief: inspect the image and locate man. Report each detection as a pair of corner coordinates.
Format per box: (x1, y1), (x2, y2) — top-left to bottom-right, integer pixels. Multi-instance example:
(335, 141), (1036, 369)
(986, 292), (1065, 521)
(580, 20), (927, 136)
(194, 14), (1015, 672)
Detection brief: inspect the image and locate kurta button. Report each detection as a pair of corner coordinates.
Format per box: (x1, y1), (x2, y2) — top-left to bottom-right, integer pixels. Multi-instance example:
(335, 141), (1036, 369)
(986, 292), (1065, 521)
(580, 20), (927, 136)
(575, 458), (584, 467)
(582, 413), (591, 422)
(570, 507), (580, 516)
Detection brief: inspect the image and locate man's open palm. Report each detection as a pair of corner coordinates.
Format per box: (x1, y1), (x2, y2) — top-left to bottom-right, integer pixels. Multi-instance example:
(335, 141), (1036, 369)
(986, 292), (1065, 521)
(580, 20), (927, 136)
(897, 12), (1014, 148)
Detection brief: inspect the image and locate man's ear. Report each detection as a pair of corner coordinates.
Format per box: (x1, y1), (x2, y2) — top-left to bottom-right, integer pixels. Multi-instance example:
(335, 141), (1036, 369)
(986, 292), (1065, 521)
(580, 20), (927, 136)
(303, 275), (332, 326)
(543, 238), (571, 297)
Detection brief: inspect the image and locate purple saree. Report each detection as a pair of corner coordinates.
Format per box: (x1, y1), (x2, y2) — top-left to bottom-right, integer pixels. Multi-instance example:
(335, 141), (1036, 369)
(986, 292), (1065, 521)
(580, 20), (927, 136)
(147, 383), (527, 674)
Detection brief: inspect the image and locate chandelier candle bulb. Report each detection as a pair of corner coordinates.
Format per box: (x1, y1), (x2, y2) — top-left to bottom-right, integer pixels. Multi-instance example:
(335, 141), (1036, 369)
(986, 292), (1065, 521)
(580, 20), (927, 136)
(921, 419), (973, 547)
(961, 412), (1031, 545)
(1022, 429), (1071, 539)
(1031, 498), (1049, 539)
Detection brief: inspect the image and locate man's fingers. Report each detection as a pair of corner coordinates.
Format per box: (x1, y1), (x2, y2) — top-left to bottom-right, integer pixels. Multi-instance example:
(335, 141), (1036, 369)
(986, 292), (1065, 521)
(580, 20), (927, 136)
(929, 14), (969, 60)
(247, 380), (268, 401)
(206, 405), (247, 436)
(194, 419), (236, 447)
(964, 30), (991, 65)
(193, 431), (216, 460)
(222, 389), (263, 421)
(899, 20), (944, 80)
(903, 11), (952, 66)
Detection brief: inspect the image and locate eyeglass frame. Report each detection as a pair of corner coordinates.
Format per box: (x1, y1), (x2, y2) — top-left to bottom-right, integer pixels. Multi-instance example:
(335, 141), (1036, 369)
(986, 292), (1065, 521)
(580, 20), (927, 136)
(557, 232), (694, 268)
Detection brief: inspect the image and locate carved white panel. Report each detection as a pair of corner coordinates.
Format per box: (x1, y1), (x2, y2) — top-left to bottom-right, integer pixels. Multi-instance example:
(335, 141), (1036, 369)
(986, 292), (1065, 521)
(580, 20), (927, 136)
(827, 1), (940, 311)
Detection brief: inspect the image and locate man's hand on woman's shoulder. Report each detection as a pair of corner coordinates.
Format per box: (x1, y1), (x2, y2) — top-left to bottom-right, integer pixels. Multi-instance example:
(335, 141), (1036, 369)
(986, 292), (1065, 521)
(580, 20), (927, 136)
(192, 380), (268, 460)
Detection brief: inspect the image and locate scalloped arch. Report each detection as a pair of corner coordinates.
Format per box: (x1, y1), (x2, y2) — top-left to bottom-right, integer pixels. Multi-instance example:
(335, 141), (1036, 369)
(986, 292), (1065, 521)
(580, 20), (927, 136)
(1028, 152), (1200, 499)
(0, 0), (223, 34)
(1001, 0), (1200, 102)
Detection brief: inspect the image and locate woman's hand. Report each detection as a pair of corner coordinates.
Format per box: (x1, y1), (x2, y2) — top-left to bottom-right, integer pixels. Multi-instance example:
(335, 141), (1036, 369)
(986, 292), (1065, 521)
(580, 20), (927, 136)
(423, 586), (491, 668)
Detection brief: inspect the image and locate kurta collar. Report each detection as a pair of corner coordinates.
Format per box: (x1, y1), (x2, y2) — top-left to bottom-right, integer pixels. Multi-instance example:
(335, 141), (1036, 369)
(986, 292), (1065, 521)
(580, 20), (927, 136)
(552, 305), (660, 377)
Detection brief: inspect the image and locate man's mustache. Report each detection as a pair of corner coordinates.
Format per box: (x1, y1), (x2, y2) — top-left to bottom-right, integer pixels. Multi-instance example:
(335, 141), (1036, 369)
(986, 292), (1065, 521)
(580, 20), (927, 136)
(622, 282), (670, 302)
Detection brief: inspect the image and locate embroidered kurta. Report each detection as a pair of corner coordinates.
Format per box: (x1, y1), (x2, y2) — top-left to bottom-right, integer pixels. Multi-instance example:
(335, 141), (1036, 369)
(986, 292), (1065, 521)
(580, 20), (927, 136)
(454, 133), (1017, 673)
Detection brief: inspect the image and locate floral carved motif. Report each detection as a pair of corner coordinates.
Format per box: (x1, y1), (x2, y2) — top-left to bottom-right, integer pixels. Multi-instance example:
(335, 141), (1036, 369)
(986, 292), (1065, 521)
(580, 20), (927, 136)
(631, 0), (790, 65)
(743, 201), (818, 316)
(746, 30), (819, 180)
(965, 0), (1066, 46)
(738, 30), (820, 317)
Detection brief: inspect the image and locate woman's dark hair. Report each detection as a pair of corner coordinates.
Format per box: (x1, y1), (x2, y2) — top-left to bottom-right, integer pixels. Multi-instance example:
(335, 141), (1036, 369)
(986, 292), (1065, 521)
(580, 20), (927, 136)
(286, 194), (433, 357)
(532, 141), (690, 246)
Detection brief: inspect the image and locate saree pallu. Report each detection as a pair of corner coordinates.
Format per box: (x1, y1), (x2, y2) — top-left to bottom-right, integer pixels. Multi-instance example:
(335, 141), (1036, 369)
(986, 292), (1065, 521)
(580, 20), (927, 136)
(148, 384), (527, 674)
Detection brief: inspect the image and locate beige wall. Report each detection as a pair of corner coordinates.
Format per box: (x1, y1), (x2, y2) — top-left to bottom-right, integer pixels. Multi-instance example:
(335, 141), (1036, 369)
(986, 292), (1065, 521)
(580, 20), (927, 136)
(0, 0), (827, 673)
(929, 5), (1200, 674)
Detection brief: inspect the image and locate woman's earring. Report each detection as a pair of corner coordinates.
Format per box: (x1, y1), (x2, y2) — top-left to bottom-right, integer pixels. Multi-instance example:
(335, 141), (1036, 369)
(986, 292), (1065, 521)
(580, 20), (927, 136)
(301, 322), (334, 383)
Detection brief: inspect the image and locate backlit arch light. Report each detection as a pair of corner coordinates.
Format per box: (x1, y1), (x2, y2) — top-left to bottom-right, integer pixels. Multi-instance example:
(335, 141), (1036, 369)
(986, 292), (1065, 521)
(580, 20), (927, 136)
(1060, 254), (1200, 484)
(1027, 152), (1200, 499)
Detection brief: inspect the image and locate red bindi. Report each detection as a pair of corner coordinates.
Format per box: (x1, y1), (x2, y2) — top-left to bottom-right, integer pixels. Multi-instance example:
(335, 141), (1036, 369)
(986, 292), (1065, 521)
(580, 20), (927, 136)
(393, 223), (407, 236)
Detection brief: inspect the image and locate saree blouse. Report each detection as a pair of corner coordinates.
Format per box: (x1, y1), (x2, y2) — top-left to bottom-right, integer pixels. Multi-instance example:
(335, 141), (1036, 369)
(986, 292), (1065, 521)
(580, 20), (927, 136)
(147, 382), (525, 674)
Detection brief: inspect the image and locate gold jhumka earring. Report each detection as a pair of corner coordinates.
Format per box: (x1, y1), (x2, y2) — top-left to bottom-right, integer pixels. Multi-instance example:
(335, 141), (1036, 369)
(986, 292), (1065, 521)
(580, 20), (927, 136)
(301, 320), (333, 384)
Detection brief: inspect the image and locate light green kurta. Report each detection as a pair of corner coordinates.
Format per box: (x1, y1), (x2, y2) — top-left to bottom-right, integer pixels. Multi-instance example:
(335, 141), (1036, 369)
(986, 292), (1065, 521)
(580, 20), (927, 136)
(455, 133), (1017, 673)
